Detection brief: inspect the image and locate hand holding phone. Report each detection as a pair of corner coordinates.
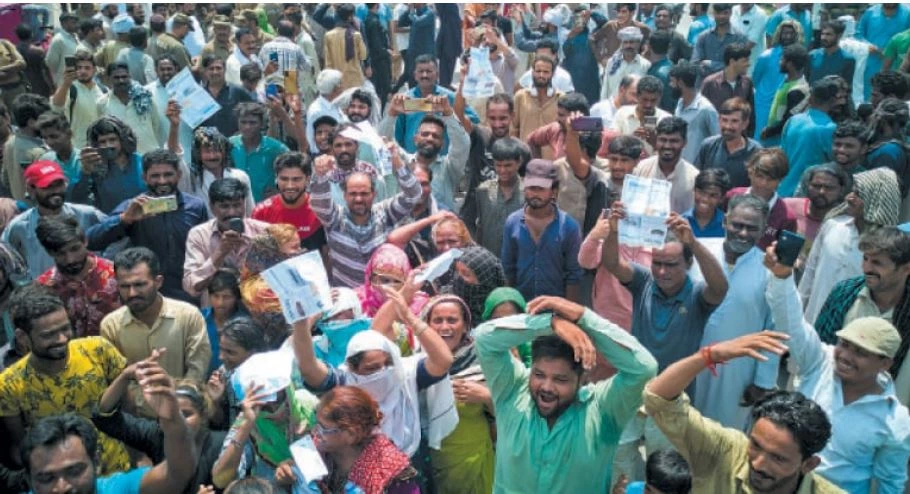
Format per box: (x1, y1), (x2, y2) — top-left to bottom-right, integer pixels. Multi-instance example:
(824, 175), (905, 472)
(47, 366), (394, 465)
(65, 56), (76, 68)
(227, 217), (245, 234)
(774, 230), (805, 267)
(571, 116), (604, 132)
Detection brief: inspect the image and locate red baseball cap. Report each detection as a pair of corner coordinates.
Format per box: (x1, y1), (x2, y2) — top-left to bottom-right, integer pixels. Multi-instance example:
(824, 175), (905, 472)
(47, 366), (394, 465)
(24, 161), (66, 189)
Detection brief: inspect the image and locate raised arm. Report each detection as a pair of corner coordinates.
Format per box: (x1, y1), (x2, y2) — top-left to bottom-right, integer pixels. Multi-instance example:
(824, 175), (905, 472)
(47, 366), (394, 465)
(386, 210), (455, 248)
(382, 142), (423, 224)
(384, 283), (454, 377)
(292, 314), (331, 388)
(601, 201), (635, 283)
(666, 213), (727, 305)
(565, 113), (592, 179)
(211, 383), (270, 488)
(437, 99), (470, 187)
(454, 63), (473, 133)
(309, 155), (342, 228)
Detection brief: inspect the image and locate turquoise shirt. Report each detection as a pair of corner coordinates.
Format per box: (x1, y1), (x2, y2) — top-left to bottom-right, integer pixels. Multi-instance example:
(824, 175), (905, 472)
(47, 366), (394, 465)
(474, 310), (657, 494)
(228, 135), (290, 202)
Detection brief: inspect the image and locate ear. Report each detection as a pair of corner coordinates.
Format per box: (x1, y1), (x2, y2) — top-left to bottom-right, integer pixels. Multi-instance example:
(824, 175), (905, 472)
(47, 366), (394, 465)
(800, 455), (821, 474)
(14, 328), (31, 352)
(154, 274), (164, 290)
(880, 356), (894, 374)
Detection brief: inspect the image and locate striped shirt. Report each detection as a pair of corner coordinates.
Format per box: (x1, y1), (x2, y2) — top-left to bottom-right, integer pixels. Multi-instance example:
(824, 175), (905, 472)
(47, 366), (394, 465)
(311, 165), (422, 287)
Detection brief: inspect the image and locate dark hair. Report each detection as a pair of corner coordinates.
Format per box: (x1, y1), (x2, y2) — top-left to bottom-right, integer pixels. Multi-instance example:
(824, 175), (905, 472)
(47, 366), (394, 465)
(535, 38), (559, 56)
(79, 18), (103, 37)
(712, 3), (733, 13)
(419, 114), (446, 134)
(14, 23), (32, 42)
(723, 42), (751, 65)
(114, 247), (161, 278)
(607, 135), (644, 159)
(414, 54), (438, 67)
(486, 93), (514, 113)
(781, 44), (809, 72)
(491, 137), (530, 165)
(74, 50), (95, 66)
(820, 19), (845, 37)
(669, 62), (698, 89)
(207, 268), (242, 300)
(694, 168), (732, 195)
(209, 177), (248, 205)
(276, 19), (296, 38)
(804, 163), (852, 196)
(336, 3), (356, 22)
(233, 102), (267, 122)
(235, 27), (254, 43)
(128, 26), (147, 48)
(10, 283), (66, 334)
(36, 110), (70, 134)
(341, 171), (376, 193)
(727, 193), (770, 222)
(239, 62), (262, 83)
(656, 116), (687, 139)
(224, 478), (275, 494)
(531, 334), (583, 376)
(21, 414), (97, 474)
(747, 148), (789, 180)
(751, 391), (831, 459)
(810, 77), (840, 106)
(871, 71), (909, 100)
(557, 92), (590, 115)
(616, 3), (637, 12)
(833, 119), (869, 143)
(36, 216), (85, 254)
(646, 450), (692, 494)
(87, 116), (137, 155)
(106, 62), (131, 77)
(154, 54), (179, 70)
(11, 94), (51, 128)
(663, 232), (694, 264)
(718, 97), (752, 123)
(149, 14), (166, 33)
(637, 75), (664, 96)
(649, 30), (672, 55)
(274, 151), (312, 177)
(141, 148), (180, 174)
(349, 88), (373, 109)
(859, 226), (910, 265)
(312, 115), (339, 130)
(532, 54), (556, 72)
(222, 316), (269, 353)
(201, 53), (226, 69)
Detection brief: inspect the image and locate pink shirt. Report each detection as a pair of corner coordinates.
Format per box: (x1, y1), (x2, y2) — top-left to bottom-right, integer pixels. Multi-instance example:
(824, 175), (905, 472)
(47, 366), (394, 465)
(577, 237), (653, 331)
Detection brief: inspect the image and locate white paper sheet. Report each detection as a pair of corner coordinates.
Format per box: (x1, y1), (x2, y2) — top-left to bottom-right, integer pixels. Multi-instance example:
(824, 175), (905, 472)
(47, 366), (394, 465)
(261, 250), (334, 324)
(165, 67), (222, 128)
(415, 248), (463, 284)
(619, 175), (672, 248)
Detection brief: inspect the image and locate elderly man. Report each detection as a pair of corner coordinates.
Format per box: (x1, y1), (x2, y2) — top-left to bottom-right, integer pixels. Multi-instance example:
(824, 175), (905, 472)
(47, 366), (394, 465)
(305, 69), (345, 155)
(601, 26), (651, 101)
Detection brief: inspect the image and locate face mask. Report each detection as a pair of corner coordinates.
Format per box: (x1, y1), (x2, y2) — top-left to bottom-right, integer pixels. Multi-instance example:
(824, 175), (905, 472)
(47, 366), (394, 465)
(317, 318), (370, 349)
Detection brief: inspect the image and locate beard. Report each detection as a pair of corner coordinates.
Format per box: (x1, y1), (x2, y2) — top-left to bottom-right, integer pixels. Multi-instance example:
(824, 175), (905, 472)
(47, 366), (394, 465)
(725, 236), (754, 254)
(416, 142), (441, 160)
(59, 258), (88, 276)
(36, 192), (65, 210)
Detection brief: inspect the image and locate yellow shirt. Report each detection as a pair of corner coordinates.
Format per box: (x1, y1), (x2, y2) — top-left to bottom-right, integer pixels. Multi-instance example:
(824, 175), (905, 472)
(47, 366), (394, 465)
(0, 337), (130, 475)
(323, 27), (367, 91)
(643, 388), (845, 494)
(511, 87), (562, 142)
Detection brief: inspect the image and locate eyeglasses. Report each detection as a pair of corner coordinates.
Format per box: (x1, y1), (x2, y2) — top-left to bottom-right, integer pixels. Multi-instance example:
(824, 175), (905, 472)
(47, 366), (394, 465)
(313, 422), (342, 438)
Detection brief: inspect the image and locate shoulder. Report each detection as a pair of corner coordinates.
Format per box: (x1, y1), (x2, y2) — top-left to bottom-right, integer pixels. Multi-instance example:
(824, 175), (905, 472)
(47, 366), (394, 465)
(96, 466), (150, 494)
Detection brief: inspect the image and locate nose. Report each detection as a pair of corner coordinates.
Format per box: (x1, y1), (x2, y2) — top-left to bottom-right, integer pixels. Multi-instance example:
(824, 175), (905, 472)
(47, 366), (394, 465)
(751, 452), (769, 473)
(51, 477), (73, 493)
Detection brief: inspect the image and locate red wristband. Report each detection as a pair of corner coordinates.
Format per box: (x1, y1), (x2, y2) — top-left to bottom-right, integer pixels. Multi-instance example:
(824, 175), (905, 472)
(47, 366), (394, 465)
(701, 345), (723, 377)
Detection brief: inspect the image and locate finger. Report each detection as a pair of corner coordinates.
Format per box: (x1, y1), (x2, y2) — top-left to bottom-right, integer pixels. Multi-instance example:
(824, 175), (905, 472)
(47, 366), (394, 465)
(745, 350), (769, 361)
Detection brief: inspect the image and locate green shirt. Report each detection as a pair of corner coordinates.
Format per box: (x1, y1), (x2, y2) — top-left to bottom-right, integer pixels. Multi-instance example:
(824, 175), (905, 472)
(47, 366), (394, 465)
(884, 29), (910, 69)
(229, 135), (290, 202)
(474, 310), (658, 494)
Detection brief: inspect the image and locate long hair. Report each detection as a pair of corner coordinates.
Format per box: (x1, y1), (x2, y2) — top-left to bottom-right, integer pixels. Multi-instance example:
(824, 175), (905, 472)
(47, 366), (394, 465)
(87, 116), (137, 155)
(771, 19), (804, 47)
(190, 126), (235, 192)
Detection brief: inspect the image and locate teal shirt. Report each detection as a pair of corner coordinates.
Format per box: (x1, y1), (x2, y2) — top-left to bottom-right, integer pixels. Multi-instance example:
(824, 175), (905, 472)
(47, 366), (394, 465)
(474, 310), (658, 494)
(228, 135), (290, 202)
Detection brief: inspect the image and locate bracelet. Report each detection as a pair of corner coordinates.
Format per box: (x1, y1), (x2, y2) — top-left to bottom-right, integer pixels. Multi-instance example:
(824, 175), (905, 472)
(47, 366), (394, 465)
(413, 320), (429, 338)
(700, 344), (724, 377)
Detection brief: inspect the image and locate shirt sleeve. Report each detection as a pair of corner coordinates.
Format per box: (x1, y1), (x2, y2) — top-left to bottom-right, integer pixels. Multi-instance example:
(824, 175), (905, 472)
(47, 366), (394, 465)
(384, 165), (422, 224)
(563, 217), (583, 285)
(182, 226), (215, 297)
(182, 308), (212, 383)
(474, 313), (553, 407)
(309, 174), (342, 229)
(765, 275), (829, 378)
(415, 358), (447, 390)
(442, 114), (469, 188)
(872, 430), (910, 493)
(500, 214), (518, 285)
(0, 368), (22, 416)
(95, 466), (150, 494)
(98, 337), (127, 382)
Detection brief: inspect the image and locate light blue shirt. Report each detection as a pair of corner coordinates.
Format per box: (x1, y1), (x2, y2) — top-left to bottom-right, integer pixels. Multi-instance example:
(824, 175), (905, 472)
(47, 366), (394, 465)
(765, 5), (813, 47)
(767, 275), (910, 494)
(779, 108), (835, 197)
(752, 46), (784, 141)
(675, 94), (720, 164)
(228, 135), (290, 202)
(687, 14), (715, 44)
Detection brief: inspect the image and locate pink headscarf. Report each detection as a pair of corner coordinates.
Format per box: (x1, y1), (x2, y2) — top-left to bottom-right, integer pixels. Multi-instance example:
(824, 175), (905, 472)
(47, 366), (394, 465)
(355, 244), (429, 317)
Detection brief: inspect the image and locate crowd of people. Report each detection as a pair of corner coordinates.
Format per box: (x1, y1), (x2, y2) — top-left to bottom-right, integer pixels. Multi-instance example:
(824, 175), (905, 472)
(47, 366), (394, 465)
(4, 2), (910, 493)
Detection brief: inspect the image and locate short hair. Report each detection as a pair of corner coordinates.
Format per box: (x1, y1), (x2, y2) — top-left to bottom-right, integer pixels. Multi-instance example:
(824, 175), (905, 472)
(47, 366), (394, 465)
(233, 102), (267, 122)
(712, 3), (733, 13)
(648, 30), (672, 55)
(413, 159), (433, 182)
(312, 115), (338, 130)
(274, 151), (312, 177)
(810, 77), (840, 106)
(663, 231), (694, 264)
(222, 317), (269, 353)
(207, 268), (241, 300)
(208, 177), (248, 204)
(200, 53), (226, 69)
(336, 3), (356, 22)
(234, 27), (254, 43)
(36, 215), (85, 254)
(11, 94), (51, 128)
(535, 38), (559, 56)
(723, 42), (751, 65)
(141, 148), (180, 174)
(491, 137), (530, 164)
(531, 334), (583, 376)
(414, 54), (438, 67)
(36, 110), (70, 134)
(239, 62), (262, 83)
(419, 114), (446, 134)
(781, 44), (809, 72)
(655, 116), (687, 139)
(859, 226), (910, 266)
(114, 246), (161, 278)
(15, 23), (32, 42)
(747, 148), (789, 181)
(128, 26), (147, 48)
(329, 122), (359, 146)
(316, 69), (343, 96)
(719, 96), (752, 122)
(154, 54), (179, 70)
(619, 74), (640, 92)
(821, 19), (846, 37)
(276, 19), (296, 38)
(79, 18), (103, 37)
(149, 13), (166, 33)
(9, 283), (66, 334)
(532, 54), (556, 72)
(557, 92), (589, 115)
(607, 135), (644, 159)
(616, 3), (637, 12)
(669, 62), (698, 89)
(485, 93), (514, 113)
(751, 391), (831, 459)
(871, 71), (909, 99)
(21, 414), (97, 474)
(646, 450), (692, 494)
(349, 88), (373, 109)
(224, 477), (276, 494)
(637, 75), (664, 95)
(74, 50), (95, 66)
(727, 193), (770, 225)
(833, 120), (869, 143)
(803, 163), (852, 197)
(106, 62), (130, 77)
(694, 168), (732, 195)
(579, 128), (603, 158)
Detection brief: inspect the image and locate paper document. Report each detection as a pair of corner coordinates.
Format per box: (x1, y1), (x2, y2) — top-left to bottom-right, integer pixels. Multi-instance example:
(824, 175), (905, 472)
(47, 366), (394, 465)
(416, 248), (462, 284)
(230, 345), (295, 403)
(262, 250), (333, 323)
(463, 46), (497, 98)
(165, 67), (222, 128)
(291, 436), (329, 484)
(618, 175), (671, 248)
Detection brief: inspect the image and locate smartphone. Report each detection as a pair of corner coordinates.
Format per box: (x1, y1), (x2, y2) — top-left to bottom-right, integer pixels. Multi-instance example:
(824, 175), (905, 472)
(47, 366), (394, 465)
(142, 195), (179, 215)
(571, 116), (604, 132)
(775, 230), (806, 267)
(601, 208), (611, 219)
(266, 83), (280, 99)
(403, 98), (432, 113)
(64, 56), (76, 68)
(269, 51), (279, 63)
(284, 69), (298, 95)
(99, 147), (118, 162)
(643, 115), (658, 130)
(227, 217), (245, 234)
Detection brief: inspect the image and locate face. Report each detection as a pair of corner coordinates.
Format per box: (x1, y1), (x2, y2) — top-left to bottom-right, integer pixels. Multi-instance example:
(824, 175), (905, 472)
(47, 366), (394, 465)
(820, 27), (838, 48)
(455, 261), (479, 285)
(238, 115), (263, 141)
(433, 222), (464, 254)
(607, 154), (638, 181)
(32, 180), (67, 210)
(28, 435), (96, 494)
(714, 8), (731, 26)
(806, 172), (843, 210)
(110, 68), (131, 93)
(213, 25), (231, 43)
(863, 249), (910, 294)
(156, 59), (177, 85)
(694, 185), (724, 217)
(532, 61), (554, 88)
(490, 301), (521, 319)
(621, 38), (641, 57)
(212, 198), (245, 229)
(204, 60), (226, 86)
(529, 357), (579, 419)
(198, 144), (226, 174)
(369, 272), (404, 298)
(219, 335), (252, 370)
(494, 159), (520, 184)
(724, 205), (764, 255)
(20, 308), (71, 362)
(747, 169), (779, 200)
(414, 167), (432, 205)
(656, 132), (685, 164)
(346, 99), (370, 123)
(747, 419), (812, 493)
(428, 302), (468, 351)
(351, 349), (392, 376)
(414, 62), (438, 91)
(95, 132), (123, 160)
(115, 263), (162, 314)
(144, 163), (180, 196)
(778, 26), (797, 47)
(177, 396), (203, 438)
(414, 123), (444, 159)
(524, 185), (556, 210)
(239, 34), (257, 56)
(209, 288), (238, 319)
(833, 136), (865, 167)
(51, 240), (89, 277)
(344, 175), (375, 217)
(131, 4), (145, 24)
(314, 124), (336, 154)
(654, 8), (672, 29)
(486, 102), (512, 138)
(277, 166), (308, 204)
(833, 338), (891, 383)
(637, 91), (659, 115)
(332, 136), (358, 168)
(313, 412), (358, 453)
(75, 61), (95, 83)
(617, 6), (632, 23)
(62, 18), (79, 33)
(40, 127), (73, 155)
(720, 112), (748, 141)
(732, 56), (751, 75)
(651, 242), (689, 295)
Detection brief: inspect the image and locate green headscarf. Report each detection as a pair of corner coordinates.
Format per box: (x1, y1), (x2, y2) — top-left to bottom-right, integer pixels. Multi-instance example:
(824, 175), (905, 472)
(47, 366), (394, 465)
(482, 287), (527, 321)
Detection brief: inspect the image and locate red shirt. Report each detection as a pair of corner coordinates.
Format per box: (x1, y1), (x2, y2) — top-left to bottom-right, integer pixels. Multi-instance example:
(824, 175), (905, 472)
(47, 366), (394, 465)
(726, 187), (798, 249)
(252, 193), (325, 244)
(36, 255), (120, 338)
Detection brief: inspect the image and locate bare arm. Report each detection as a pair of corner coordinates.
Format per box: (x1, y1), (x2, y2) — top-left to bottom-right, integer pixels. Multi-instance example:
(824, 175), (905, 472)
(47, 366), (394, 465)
(454, 61), (474, 133)
(51, 66), (76, 108)
(565, 113), (591, 180)
(384, 280), (454, 377)
(386, 211), (455, 248)
(292, 314), (330, 388)
(667, 212), (727, 305)
(601, 202), (634, 283)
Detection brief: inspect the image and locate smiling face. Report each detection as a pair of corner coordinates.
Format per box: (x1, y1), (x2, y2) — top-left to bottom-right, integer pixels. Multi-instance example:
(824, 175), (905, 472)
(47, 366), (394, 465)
(833, 135), (866, 168)
(486, 101), (512, 138)
(862, 249), (910, 294)
(720, 111), (748, 141)
(833, 338), (891, 384)
(31, 180), (67, 211)
(693, 185), (724, 218)
(219, 335), (252, 371)
(277, 166), (308, 204)
(724, 204), (764, 255)
(143, 163), (180, 197)
(529, 356), (579, 419)
(18, 308), (71, 362)
(346, 99), (371, 123)
(428, 301), (468, 351)
(746, 418), (812, 492)
(656, 132), (685, 165)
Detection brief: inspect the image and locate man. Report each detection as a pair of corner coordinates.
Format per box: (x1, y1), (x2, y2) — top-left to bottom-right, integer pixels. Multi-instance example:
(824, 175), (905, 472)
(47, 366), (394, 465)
(86, 149), (208, 304)
(766, 3), (813, 47)
(601, 27), (651, 101)
(651, 4), (692, 64)
(760, 43), (809, 145)
(322, 5), (367, 91)
(808, 20), (855, 85)
(236, 8), (274, 49)
(44, 11), (80, 87)
(77, 19), (106, 58)
(559, 113), (615, 232)
(227, 102), (289, 202)
(252, 152), (326, 252)
(101, 247), (210, 397)
(0, 284), (132, 491)
(126, 3), (145, 26)
(35, 216), (119, 338)
(884, 24), (910, 73)
(644, 331), (843, 493)
(116, 27), (155, 86)
(462, 136), (525, 257)
(97, 63), (162, 155)
(693, 194), (777, 430)
(512, 55), (563, 142)
(51, 49), (104, 152)
(592, 75), (638, 129)
(145, 14), (166, 60)
(95, 3), (119, 40)
(562, 6), (607, 105)
(319, 122), (386, 206)
(591, 3), (651, 64)
(3, 162), (106, 280)
(632, 117), (699, 213)
(765, 244), (910, 493)
(701, 43), (756, 137)
(732, 3), (769, 75)
(261, 19), (312, 91)
(752, 19), (802, 141)
(363, 3), (392, 106)
(184, 179), (269, 303)
(201, 15), (234, 62)
(692, 4), (749, 81)
(225, 29), (261, 88)
(782, 164), (850, 272)
(396, 4), (436, 90)
(502, 159), (583, 302)
(77, 116), (146, 214)
(527, 92), (589, 161)
(831, 119), (869, 175)
(95, 14), (132, 72)
(2, 94), (50, 201)
(612, 75), (671, 155)
(305, 69), (345, 156)
(167, 5), (204, 58)
(147, 55), (193, 157)
(380, 97), (470, 212)
(452, 23), (519, 102)
(515, 38), (575, 94)
(311, 140), (421, 288)
(695, 97), (762, 188)
(474, 295), (657, 493)
(36, 111), (85, 203)
(779, 77), (838, 197)
(857, 3), (910, 101)
(645, 30), (675, 113)
(728, 148), (797, 250)
(669, 62), (719, 163)
(200, 55), (254, 139)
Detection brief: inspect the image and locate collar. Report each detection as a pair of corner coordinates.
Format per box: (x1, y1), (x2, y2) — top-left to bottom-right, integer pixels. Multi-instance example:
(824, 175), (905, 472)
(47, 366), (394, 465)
(651, 275), (693, 303)
(121, 296), (173, 327)
(747, 188), (779, 209)
(529, 85), (556, 97)
(50, 254), (99, 284)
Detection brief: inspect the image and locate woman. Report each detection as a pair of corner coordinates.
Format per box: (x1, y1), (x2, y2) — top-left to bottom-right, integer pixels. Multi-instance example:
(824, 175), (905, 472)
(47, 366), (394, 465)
(446, 245), (506, 323)
(312, 287), (372, 367)
(387, 213), (474, 291)
(355, 244), (429, 318)
(312, 386), (420, 494)
(181, 126), (256, 216)
(420, 295), (494, 494)
(482, 287), (531, 367)
(207, 317), (270, 429)
(240, 224), (301, 347)
(94, 353), (226, 493)
(203, 269), (246, 376)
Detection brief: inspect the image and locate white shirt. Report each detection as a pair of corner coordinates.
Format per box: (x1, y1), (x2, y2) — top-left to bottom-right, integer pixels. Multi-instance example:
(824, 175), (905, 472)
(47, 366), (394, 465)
(798, 215), (862, 324)
(611, 104), (672, 155)
(306, 96), (345, 155)
(225, 48), (261, 88)
(96, 92), (162, 155)
(146, 80), (193, 155)
(392, 3), (410, 51)
(45, 30), (79, 86)
(259, 36), (311, 80)
(768, 276), (910, 494)
(601, 55), (651, 100)
(178, 166), (255, 217)
(518, 66), (575, 93)
(632, 155), (699, 213)
(51, 81), (104, 149)
(590, 98), (618, 128)
(732, 4), (768, 77)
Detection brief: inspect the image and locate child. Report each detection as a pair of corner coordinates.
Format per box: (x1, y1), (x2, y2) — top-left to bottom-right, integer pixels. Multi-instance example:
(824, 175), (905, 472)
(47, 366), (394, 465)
(726, 148), (797, 249)
(684, 168), (731, 238)
(614, 449), (692, 494)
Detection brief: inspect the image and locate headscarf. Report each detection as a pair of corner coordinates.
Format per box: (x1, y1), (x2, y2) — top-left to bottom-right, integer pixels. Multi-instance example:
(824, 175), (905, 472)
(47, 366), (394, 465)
(355, 244), (429, 317)
(482, 287), (527, 321)
(448, 245), (505, 323)
(314, 288), (371, 367)
(421, 295), (476, 376)
(825, 167), (901, 228)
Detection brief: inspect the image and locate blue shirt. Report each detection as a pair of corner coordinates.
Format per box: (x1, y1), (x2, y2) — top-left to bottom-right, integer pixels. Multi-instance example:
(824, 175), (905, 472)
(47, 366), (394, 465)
(683, 207), (725, 238)
(779, 108), (836, 197)
(393, 85), (478, 154)
(228, 135), (290, 202)
(54, 466), (148, 494)
(765, 6), (813, 47)
(202, 307), (222, 375)
(687, 14), (715, 44)
(73, 152), (146, 214)
(808, 48), (855, 85)
(752, 46), (784, 141)
(858, 4), (910, 50)
(501, 206), (583, 300)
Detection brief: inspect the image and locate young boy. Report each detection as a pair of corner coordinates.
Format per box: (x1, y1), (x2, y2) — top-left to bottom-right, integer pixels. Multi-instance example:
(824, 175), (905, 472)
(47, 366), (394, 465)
(725, 148), (797, 249)
(684, 168), (731, 238)
(35, 110), (86, 203)
(613, 450), (692, 494)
